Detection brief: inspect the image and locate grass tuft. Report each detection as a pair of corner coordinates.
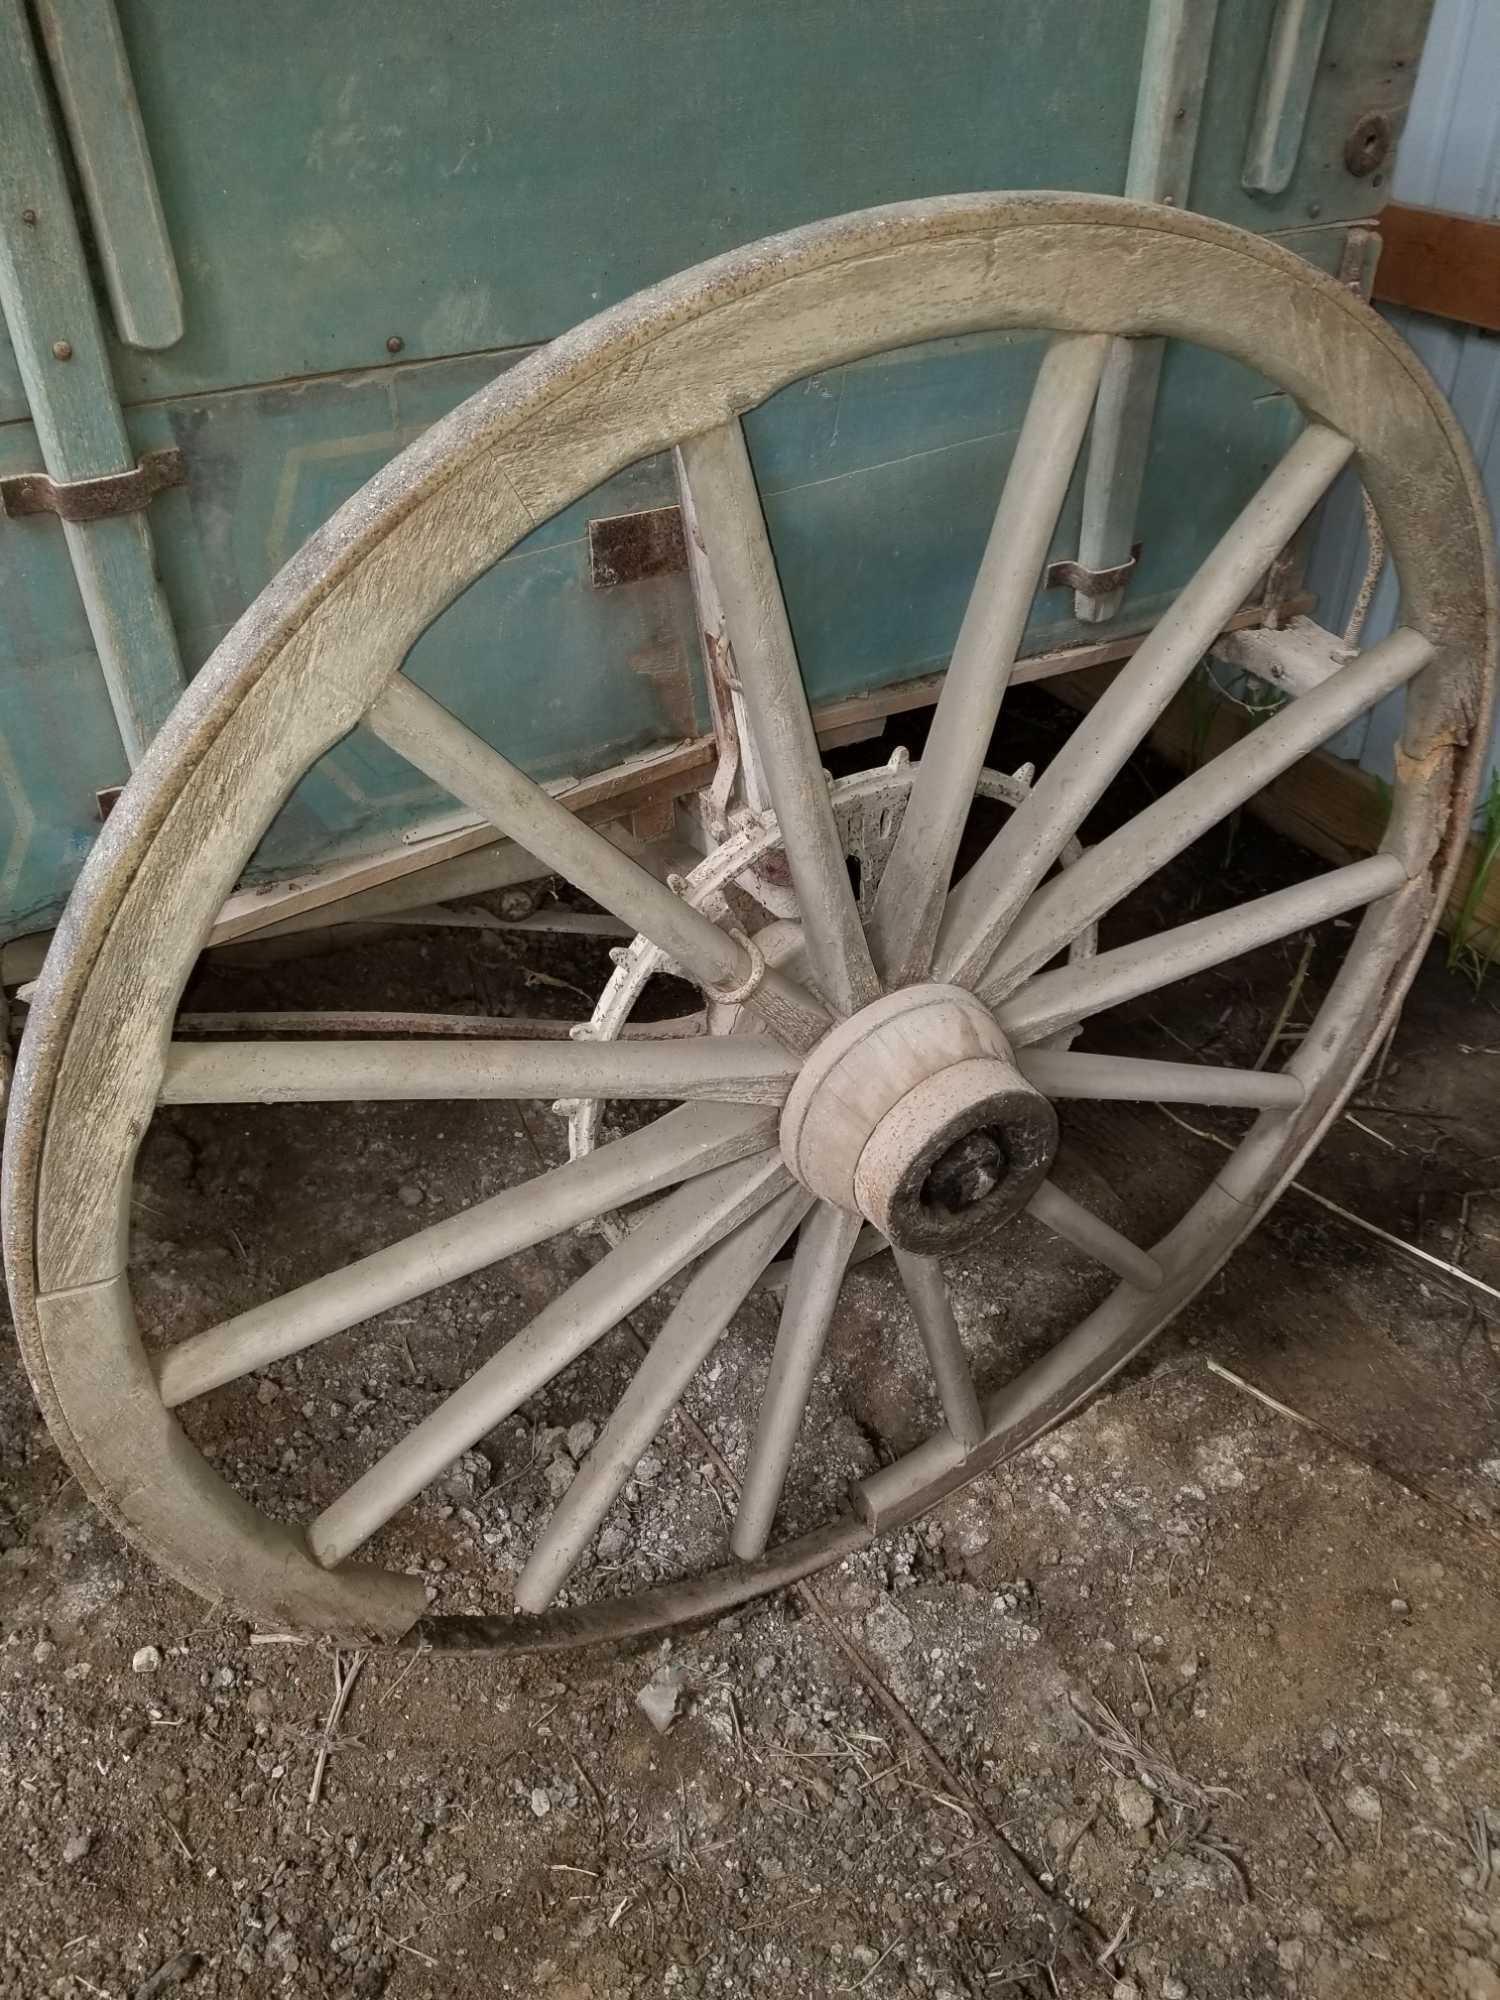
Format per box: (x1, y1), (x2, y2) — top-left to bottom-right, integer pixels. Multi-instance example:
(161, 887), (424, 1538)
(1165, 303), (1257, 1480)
(1447, 768), (1500, 993)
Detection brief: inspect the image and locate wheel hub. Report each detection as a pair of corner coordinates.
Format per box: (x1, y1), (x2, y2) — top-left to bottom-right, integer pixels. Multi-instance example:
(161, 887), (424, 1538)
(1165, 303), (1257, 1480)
(778, 985), (1058, 1254)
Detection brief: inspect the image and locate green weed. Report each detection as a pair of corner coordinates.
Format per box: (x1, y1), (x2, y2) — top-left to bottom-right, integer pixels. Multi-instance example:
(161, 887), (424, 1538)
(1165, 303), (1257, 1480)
(1446, 767), (1500, 993)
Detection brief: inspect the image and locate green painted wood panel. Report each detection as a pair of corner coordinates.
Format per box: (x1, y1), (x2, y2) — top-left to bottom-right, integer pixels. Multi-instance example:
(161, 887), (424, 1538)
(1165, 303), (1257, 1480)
(0, 0), (186, 758)
(0, 0), (1430, 936)
(0, 0), (1430, 421)
(0, 217), (1350, 937)
(0, 414), (132, 936)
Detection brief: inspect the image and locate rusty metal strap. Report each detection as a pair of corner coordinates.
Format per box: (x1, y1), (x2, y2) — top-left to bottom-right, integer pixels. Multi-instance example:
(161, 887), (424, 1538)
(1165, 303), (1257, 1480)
(1045, 543), (1141, 599)
(588, 504), (688, 588)
(0, 445), (186, 523)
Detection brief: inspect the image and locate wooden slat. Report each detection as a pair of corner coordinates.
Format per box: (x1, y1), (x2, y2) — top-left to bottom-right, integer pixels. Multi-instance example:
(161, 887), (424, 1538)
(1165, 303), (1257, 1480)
(205, 735), (715, 945)
(1373, 204), (1500, 335)
(0, 0), (186, 758)
(35, 0), (184, 350)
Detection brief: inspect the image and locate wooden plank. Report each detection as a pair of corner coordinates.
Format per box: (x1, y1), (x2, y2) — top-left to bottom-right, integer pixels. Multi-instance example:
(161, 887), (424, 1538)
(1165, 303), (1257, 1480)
(1373, 204), (1500, 334)
(0, 0), (185, 758)
(0, 598), (1342, 988)
(1241, 0), (1336, 196)
(35, 0), (184, 350)
(206, 736), (715, 945)
(215, 612), (1252, 952)
(1073, 0), (1220, 623)
(804, 597), (1314, 742)
(1047, 659), (1500, 947)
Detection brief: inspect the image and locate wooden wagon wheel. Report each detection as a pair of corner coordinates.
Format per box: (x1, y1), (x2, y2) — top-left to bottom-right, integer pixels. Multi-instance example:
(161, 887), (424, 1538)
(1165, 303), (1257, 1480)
(5, 194), (1493, 1648)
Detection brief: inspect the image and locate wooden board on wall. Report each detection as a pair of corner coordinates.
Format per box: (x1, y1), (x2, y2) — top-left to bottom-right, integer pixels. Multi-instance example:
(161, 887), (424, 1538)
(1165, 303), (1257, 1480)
(1373, 203), (1500, 334)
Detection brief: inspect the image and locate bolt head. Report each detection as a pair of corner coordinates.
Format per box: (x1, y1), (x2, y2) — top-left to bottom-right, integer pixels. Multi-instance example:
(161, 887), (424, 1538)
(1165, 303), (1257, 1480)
(386, 334), (405, 354)
(51, 339), (72, 361)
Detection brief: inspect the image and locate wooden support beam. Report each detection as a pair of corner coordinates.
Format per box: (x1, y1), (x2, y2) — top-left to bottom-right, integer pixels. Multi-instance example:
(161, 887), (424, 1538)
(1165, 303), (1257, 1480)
(1373, 204), (1500, 334)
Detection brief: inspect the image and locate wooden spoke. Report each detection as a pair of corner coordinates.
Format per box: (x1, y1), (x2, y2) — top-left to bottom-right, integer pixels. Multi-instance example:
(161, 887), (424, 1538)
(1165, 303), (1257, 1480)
(866, 333), (1109, 986)
(763, 1219), (887, 1295)
(933, 423), (1357, 986)
(1016, 1049), (1305, 1109)
(514, 1185), (812, 1612)
(1025, 1181), (1163, 1290)
(308, 1152), (791, 1569)
(677, 420), (879, 1015)
(155, 1103), (776, 1408)
(998, 853), (1408, 1046)
(731, 1202), (862, 1559)
(173, 1009), (710, 1042)
(159, 1034), (800, 1106)
(892, 1250), (985, 1448)
(368, 674), (827, 1051)
(982, 626), (1433, 996)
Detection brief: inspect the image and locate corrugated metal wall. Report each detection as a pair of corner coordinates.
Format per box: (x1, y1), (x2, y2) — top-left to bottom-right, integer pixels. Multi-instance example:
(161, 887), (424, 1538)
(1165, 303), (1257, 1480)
(1307, 0), (1500, 797)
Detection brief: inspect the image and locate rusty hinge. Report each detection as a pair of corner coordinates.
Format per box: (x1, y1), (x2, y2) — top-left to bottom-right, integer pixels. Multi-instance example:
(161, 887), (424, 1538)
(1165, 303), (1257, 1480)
(0, 445), (186, 523)
(1045, 543), (1142, 599)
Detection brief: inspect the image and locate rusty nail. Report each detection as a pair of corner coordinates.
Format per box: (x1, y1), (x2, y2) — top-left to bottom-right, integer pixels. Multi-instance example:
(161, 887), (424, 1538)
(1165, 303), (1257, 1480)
(21, 207), (37, 225)
(51, 339), (72, 361)
(386, 335), (404, 354)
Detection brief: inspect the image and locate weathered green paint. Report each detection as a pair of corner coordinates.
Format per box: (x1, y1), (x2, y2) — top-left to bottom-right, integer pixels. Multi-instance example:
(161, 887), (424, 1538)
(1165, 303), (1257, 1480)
(0, 0), (1433, 939)
(0, 0), (185, 763)
(36, 0), (185, 352)
(1073, 0), (1222, 622)
(0, 0), (1433, 419)
(1243, 0), (1338, 196)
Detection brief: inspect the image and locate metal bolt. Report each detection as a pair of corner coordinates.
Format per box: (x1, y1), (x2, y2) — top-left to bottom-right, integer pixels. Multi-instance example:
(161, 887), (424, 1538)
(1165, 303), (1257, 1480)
(20, 207), (37, 225)
(1343, 112), (1391, 180)
(386, 334), (404, 354)
(51, 339), (72, 361)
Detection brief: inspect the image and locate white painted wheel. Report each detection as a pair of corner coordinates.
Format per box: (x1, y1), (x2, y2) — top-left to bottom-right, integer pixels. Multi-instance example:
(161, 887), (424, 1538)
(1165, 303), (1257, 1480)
(4, 194), (1493, 1647)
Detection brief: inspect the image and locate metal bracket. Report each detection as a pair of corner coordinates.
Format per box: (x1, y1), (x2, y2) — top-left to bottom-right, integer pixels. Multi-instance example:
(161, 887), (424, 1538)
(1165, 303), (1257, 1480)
(1336, 223), (1382, 299)
(1045, 544), (1142, 599)
(588, 504), (688, 588)
(0, 445), (186, 523)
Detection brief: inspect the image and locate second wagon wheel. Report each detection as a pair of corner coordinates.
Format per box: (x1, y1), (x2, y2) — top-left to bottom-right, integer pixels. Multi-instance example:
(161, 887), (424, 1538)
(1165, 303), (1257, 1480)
(5, 195), (1494, 1647)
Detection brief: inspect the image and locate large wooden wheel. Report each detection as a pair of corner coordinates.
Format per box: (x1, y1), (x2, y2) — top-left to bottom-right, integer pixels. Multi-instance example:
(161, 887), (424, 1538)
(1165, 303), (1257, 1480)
(4, 194), (1493, 1646)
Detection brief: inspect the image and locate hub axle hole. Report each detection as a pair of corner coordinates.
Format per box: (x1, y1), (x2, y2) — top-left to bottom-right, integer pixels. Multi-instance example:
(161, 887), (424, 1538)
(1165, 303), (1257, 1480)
(920, 1128), (1009, 1215)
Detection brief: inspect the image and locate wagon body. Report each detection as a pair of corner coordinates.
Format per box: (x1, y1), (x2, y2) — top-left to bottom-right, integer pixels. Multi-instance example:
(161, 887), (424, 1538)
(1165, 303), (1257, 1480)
(0, 0), (1429, 947)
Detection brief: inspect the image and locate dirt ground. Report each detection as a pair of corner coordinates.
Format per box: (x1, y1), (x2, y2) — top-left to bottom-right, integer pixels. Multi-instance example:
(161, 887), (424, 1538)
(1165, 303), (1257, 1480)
(2, 710), (1500, 2000)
